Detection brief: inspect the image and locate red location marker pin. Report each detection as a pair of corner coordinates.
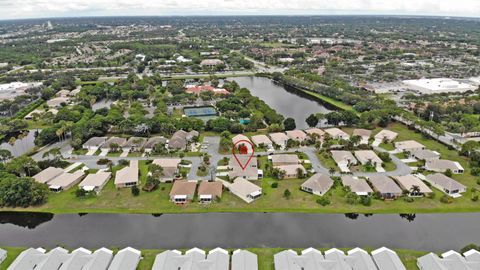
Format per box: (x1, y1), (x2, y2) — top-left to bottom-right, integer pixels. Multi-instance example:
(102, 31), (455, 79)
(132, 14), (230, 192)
(232, 140), (255, 170)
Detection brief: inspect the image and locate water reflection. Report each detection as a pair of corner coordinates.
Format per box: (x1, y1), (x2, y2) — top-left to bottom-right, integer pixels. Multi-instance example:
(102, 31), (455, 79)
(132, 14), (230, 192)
(0, 130), (38, 157)
(0, 211), (54, 229)
(399, 213), (417, 222)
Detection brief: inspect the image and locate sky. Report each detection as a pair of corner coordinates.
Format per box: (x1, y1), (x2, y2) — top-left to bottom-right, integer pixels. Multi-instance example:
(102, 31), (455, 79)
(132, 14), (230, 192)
(0, 0), (479, 20)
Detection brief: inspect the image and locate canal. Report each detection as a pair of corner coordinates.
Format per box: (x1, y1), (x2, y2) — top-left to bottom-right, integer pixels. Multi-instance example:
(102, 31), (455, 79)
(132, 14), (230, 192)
(0, 212), (478, 251)
(231, 76), (332, 129)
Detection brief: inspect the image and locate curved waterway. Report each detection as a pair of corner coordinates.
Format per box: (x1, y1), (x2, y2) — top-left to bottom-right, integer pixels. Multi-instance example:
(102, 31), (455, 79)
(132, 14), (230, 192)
(231, 76), (332, 129)
(0, 212), (478, 251)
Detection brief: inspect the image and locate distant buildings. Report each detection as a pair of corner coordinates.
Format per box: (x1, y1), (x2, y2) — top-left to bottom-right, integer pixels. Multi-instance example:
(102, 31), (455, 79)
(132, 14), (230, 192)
(403, 78), (477, 94)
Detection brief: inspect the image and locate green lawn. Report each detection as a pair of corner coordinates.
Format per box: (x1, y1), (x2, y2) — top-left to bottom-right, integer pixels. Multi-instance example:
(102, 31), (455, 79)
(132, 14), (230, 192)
(0, 246), (428, 270)
(302, 89), (357, 113)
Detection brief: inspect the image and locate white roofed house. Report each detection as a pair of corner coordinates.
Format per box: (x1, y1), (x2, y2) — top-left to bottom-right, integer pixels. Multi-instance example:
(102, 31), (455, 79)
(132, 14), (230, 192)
(301, 173), (333, 196)
(354, 150), (384, 172)
(228, 156), (261, 180)
(35, 247), (70, 270)
(345, 248), (378, 270)
(152, 158), (181, 182)
(251, 134), (273, 149)
(325, 127), (350, 140)
(79, 171), (112, 194)
(395, 140), (426, 153)
(232, 134), (253, 152)
(0, 248), (5, 265)
(393, 175), (433, 197)
(229, 177), (262, 203)
(341, 175), (373, 196)
(122, 137), (147, 152)
(331, 150), (358, 172)
(7, 248), (47, 270)
(416, 250), (479, 270)
(269, 132), (289, 149)
(82, 137), (107, 150)
(285, 130), (308, 142)
(374, 129), (398, 143)
(32, 167), (64, 184)
(425, 173), (466, 197)
(232, 249), (258, 270)
(353, 129), (372, 145)
(107, 247), (141, 270)
(425, 159), (464, 174)
(143, 136), (167, 153)
(83, 247), (114, 270)
(114, 160), (139, 188)
(275, 164), (307, 179)
(59, 247), (92, 270)
(305, 128), (325, 141)
(101, 137), (127, 151)
(410, 149), (440, 161)
(270, 154), (300, 166)
(368, 175), (403, 200)
(48, 170), (86, 192)
(371, 247), (406, 270)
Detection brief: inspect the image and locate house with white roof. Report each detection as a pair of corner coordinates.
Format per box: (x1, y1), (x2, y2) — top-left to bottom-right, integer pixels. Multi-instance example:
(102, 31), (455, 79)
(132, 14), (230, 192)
(301, 173), (333, 196)
(48, 171), (86, 192)
(269, 133), (289, 149)
(341, 176), (373, 196)
(371, 247), (406, 270)
(331, 150), (358, 172)
(232, 249), (258, 270)
(395, 140), (426, 153)
(325, 128), (350, 140)
(229, 178), (262, 203)
(285, 130), (308, 142)
(425, 173), (466, 197)
(345, 248), (378, 270)
(79, 171), (112, 194)
(107, 247), (141, 270)
(426, 159), (464, 174)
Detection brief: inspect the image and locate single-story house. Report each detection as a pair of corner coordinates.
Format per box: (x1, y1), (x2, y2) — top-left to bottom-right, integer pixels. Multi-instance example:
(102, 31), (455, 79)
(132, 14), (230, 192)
(270, 154), (300, 166)
(108, 247), (141, 270)
(114, 160), (139, 188)
(169, 180), (197, 203)
(410, 149), (441, 161)
(47, 96), (70, 108)
(374, 130), (398, 143)
(425, 173), (467, 197)
(82, 137), (107, 150)
(275, 164), (307, 179)
(393, 175), (433, 197)
(285, 130), (308, 142)
(269, 132), (289, 149)
(232, 134), (253, 152)
(251, 135), (273, 148)
(32, 167), (64, 184)
(346, 248), (378, 270)
(79, 171), (112, 194)
(48, 170), (86, 192)
(331, 150), (358, 172)
(152, 158), (181, 182)
(371, 247), (406, 270)
(395, 140), (426, 153)
(123, 137), (147, 152)
(425, 159), (464, 174)
(301, 173), (333, 196)
(353, 129), (372, 144)
(101, 137), (127, 151)
(228, 156), (261, 180)
(304, 128), (325, 140)
(325, 128), (350, 140)
(341, 175), (373, 196)
(168, 130), (198, 150)
(7, 248), (47, 270)
(228, 178), (262, 203)
(232, 249), (258, 270)
(368, 175), (403, 200)
(143, 136), (167, 153)
(354, 150), (383, 167)
(198, 181), (223, 203)
(464, 249), (480, 264)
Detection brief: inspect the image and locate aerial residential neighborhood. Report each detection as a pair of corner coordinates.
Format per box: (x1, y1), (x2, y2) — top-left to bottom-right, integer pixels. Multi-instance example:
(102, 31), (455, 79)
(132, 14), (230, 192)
(0, 1), (480, 269)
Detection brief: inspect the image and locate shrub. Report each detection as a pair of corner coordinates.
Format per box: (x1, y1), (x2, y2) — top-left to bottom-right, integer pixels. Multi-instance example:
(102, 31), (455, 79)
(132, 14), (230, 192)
(118, 159), (129, 166)
(471, 167), (480, 176)
(472, 195), (479, 202)
(271, 182), (278, 188)
(445, 169), (453, 177)
(75, 188), (86, 198)
(403, 197), (414, 203)
(461, 244), (479, 254)
(360, 196), (372, 206)
(283, 189), (291, 199)
(316, 197), (331, 206)
(131, 186), (140, 196)
(440, 195), (453, 204)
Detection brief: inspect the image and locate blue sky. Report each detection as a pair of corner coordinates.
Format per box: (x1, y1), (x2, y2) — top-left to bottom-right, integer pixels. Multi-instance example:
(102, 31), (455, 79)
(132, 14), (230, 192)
(0, 0), (479, 20)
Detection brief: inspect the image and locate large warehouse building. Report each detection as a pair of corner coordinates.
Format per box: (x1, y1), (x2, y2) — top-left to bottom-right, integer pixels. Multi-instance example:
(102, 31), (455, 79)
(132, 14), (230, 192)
(402, 78), (477, 94)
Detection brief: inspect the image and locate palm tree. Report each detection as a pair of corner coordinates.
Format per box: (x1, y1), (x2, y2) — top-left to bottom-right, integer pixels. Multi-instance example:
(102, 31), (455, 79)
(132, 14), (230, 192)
(410, 185), (421, 196)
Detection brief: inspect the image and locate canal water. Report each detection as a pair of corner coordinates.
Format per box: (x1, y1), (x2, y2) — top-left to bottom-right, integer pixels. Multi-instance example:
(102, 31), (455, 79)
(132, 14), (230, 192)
(231, 76), (332, 129)
(0, 212), (478, 251)
(0, 129), (38, 157)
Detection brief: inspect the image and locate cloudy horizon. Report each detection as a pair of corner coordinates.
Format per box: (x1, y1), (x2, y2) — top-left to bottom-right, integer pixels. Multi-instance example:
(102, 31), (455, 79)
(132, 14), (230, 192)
(0, 0), (479, 21)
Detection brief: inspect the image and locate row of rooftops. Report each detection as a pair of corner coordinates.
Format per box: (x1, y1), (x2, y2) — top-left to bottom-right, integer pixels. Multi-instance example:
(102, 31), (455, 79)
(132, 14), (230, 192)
(170, 180), (223, 203)
(5, 246), (480, 270)
(275, 247), (406, 270)
(7, 246), (140, 270)
(32, 167), (86, 192)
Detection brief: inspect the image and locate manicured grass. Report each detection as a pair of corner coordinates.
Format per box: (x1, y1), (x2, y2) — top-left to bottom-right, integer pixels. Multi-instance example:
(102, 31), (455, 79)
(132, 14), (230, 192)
(316, 151), (340, 172)
(72, 149), (88, 155)
(0, 246), (427, 270)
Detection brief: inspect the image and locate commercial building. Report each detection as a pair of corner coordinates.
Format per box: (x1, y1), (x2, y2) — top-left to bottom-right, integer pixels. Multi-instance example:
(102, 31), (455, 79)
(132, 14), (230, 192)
(403, 78), (477, 94)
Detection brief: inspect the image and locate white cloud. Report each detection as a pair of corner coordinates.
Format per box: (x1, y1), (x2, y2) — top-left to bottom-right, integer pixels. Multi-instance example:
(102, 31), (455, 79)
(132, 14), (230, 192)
(0, 0), (479, 20)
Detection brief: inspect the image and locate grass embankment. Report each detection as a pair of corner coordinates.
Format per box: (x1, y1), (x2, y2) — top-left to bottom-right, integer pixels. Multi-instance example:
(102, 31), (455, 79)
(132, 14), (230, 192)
(301, 89), (357, 114)
(0, 246), (427, 270)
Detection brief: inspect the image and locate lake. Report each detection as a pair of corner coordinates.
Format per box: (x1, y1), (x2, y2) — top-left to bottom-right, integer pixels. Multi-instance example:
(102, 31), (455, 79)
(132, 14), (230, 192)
(231, 76), (332, 129)
(0, 129), (38, 157)
(0, 212), (478, 251)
